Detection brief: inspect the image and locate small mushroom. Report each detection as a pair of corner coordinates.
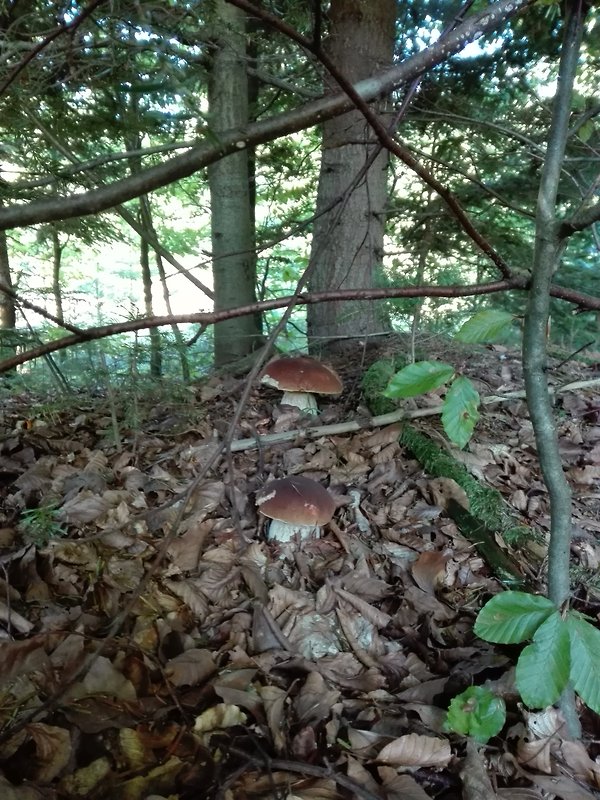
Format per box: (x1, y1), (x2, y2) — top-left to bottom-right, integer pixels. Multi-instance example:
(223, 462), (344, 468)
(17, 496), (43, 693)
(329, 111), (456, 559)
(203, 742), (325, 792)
(260, 355), (342, 414)
(256, 475), (336, 543)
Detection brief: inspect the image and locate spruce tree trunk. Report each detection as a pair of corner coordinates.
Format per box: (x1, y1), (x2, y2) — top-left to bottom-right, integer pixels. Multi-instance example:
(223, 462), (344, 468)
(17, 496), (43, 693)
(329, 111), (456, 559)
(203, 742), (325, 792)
(208, 0), (262, 367)
(307, 0), (395, 354)
(0, 228), (15, 331)
(51, 227), (64, 323)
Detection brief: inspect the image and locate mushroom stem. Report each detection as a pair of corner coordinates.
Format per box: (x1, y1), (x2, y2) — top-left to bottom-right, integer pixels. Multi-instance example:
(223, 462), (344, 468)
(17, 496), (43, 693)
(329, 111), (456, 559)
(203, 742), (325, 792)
(267, 520), (321, 543)
(280, 391), (318, 413)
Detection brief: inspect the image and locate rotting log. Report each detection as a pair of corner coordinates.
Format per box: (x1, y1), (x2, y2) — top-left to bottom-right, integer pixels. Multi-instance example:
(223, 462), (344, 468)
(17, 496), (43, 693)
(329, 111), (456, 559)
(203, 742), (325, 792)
(399, 425), (528, 587)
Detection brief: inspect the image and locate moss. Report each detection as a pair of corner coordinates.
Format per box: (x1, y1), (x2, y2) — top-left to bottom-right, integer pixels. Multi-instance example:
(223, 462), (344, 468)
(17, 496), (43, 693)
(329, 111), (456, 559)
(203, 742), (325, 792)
(361, 356), (408, 415)
(399, 425), (525, 539)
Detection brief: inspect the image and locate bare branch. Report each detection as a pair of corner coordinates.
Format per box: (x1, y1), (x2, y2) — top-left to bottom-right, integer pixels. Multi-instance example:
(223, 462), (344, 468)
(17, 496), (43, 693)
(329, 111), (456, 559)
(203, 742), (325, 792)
(560, 199), (600, 236)
(0, 277), (523, 373)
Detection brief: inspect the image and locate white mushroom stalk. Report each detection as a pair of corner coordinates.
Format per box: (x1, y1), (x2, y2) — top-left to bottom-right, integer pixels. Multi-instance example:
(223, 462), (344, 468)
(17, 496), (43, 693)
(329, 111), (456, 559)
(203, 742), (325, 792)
(267, 519), (320, 543)
(280, 390), (318, 413)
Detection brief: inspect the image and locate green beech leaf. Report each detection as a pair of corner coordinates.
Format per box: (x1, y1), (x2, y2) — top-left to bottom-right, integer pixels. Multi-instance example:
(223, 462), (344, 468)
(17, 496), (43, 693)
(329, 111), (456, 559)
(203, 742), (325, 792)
(441, 376), (480, 448)
(383, 361), (454, 399)
(455, 310), (515, 343)
(445, 686), (506, 743)
(515, 612), (570, 708)
(474, 591), (555, 644)
(566, 613), (600, 714)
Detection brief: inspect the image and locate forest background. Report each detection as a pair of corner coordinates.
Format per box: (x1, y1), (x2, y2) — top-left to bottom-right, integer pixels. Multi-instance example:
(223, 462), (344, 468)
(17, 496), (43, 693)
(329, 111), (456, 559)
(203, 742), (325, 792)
(0, 0), (598, 388)
(0, 0), (600, 790)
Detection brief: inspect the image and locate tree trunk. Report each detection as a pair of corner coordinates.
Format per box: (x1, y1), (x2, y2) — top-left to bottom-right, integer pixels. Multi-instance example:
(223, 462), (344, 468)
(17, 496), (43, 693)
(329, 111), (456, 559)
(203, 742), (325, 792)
(139, 197), (162, 378)
(208, 0), (262, 367)
(307, 0), (396, 354)
(0, 228), (15, 331)
(51, 226), (64, 323)
(155, 249), (191, 382)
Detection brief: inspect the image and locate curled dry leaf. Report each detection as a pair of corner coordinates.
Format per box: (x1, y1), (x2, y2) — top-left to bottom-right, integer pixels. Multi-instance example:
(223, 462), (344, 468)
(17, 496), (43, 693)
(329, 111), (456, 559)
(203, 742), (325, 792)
(24, 723), (71, 784)
(258, 684), (287, 753)
(334, 586), (392, 628)
(560, 740), (600, 786)
(377, 767), (433, 800)
(461, 739), (499, 800)
(517, 737), (553, 774)
(164, 648), (217, 687)
(427, 477), (470, 511)
(377, 733), (452, 768)
(193, 703), (247, 734)
(293, 671), (340, 726)
(411, 550), (450, 594)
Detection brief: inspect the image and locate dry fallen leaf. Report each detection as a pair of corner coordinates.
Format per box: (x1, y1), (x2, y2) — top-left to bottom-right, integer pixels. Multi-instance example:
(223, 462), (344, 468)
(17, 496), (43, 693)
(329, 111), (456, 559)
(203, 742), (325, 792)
(377, 733), (452, 768)
(411, 550), (450, 593)
(377, 767), (434, 800)
(165, 648), (217, 687)
(293, 671), (340, 726)
(193, 703), (247, 733)
(24, 723), (71, 784)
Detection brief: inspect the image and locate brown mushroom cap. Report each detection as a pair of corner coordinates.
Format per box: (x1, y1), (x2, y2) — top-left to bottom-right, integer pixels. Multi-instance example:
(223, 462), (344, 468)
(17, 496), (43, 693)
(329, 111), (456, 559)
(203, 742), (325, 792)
(260, 356), (342, 396)
(256, 475), (336, 526)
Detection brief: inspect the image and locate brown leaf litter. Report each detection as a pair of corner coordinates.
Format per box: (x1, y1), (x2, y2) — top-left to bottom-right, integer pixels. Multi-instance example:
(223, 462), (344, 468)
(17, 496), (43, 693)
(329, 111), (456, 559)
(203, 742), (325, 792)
(0, 338), (599, 798)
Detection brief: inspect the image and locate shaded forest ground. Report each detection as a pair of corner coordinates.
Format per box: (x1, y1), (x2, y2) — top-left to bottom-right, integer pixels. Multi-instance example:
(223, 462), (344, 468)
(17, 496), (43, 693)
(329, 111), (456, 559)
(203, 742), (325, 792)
(1, 334), (600, 799)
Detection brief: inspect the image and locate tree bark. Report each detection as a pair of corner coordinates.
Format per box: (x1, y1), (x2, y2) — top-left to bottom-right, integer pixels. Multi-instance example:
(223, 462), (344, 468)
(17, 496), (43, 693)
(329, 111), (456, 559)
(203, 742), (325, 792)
(51, 226), (64, 323)
(154, 249), (190, 382)
(307, 0), (396, 353)
(208, 0), (262, 367)
(522, 0), (586, 738)
(139, 197), (162, 378)
(0, 227), (15, 331)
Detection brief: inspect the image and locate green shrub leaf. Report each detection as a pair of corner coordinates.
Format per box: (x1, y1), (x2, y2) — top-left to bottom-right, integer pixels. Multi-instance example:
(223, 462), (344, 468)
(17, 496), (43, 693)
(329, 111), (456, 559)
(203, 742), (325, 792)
(515, 612), (570, 708)
(566, 613), (600, 714)
(474, 591), (555, 644)
(455, 310), (515, 343)
(383, 361), (455, 399)
(441, 376), (480, 448)
(445, 686), (506, 743)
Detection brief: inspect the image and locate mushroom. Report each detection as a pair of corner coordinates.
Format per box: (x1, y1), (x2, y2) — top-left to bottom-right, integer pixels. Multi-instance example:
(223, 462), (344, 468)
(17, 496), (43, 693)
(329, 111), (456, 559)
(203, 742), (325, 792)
(260, 355), (342, 414)
(256, 475), (336, 543)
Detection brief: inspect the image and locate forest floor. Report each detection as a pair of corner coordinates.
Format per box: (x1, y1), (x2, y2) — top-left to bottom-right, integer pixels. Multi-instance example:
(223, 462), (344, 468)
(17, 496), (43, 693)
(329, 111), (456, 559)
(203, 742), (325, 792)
(1, 334), (600, 800)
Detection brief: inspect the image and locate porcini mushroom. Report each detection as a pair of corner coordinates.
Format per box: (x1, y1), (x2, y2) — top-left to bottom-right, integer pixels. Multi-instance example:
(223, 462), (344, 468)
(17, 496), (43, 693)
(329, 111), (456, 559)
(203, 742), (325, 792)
(256, 475), (335, 543)
(260, 355), (342, 414)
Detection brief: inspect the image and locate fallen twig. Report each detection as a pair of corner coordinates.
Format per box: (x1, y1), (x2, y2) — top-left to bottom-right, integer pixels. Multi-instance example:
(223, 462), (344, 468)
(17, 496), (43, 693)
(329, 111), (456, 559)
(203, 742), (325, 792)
(229, 376), (600, 452)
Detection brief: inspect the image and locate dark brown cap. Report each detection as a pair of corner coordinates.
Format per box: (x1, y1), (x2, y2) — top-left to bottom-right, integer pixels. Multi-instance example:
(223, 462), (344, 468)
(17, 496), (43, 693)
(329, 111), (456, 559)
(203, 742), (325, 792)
(260, 356), (342, 396)
(256, 475), (335, 526)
